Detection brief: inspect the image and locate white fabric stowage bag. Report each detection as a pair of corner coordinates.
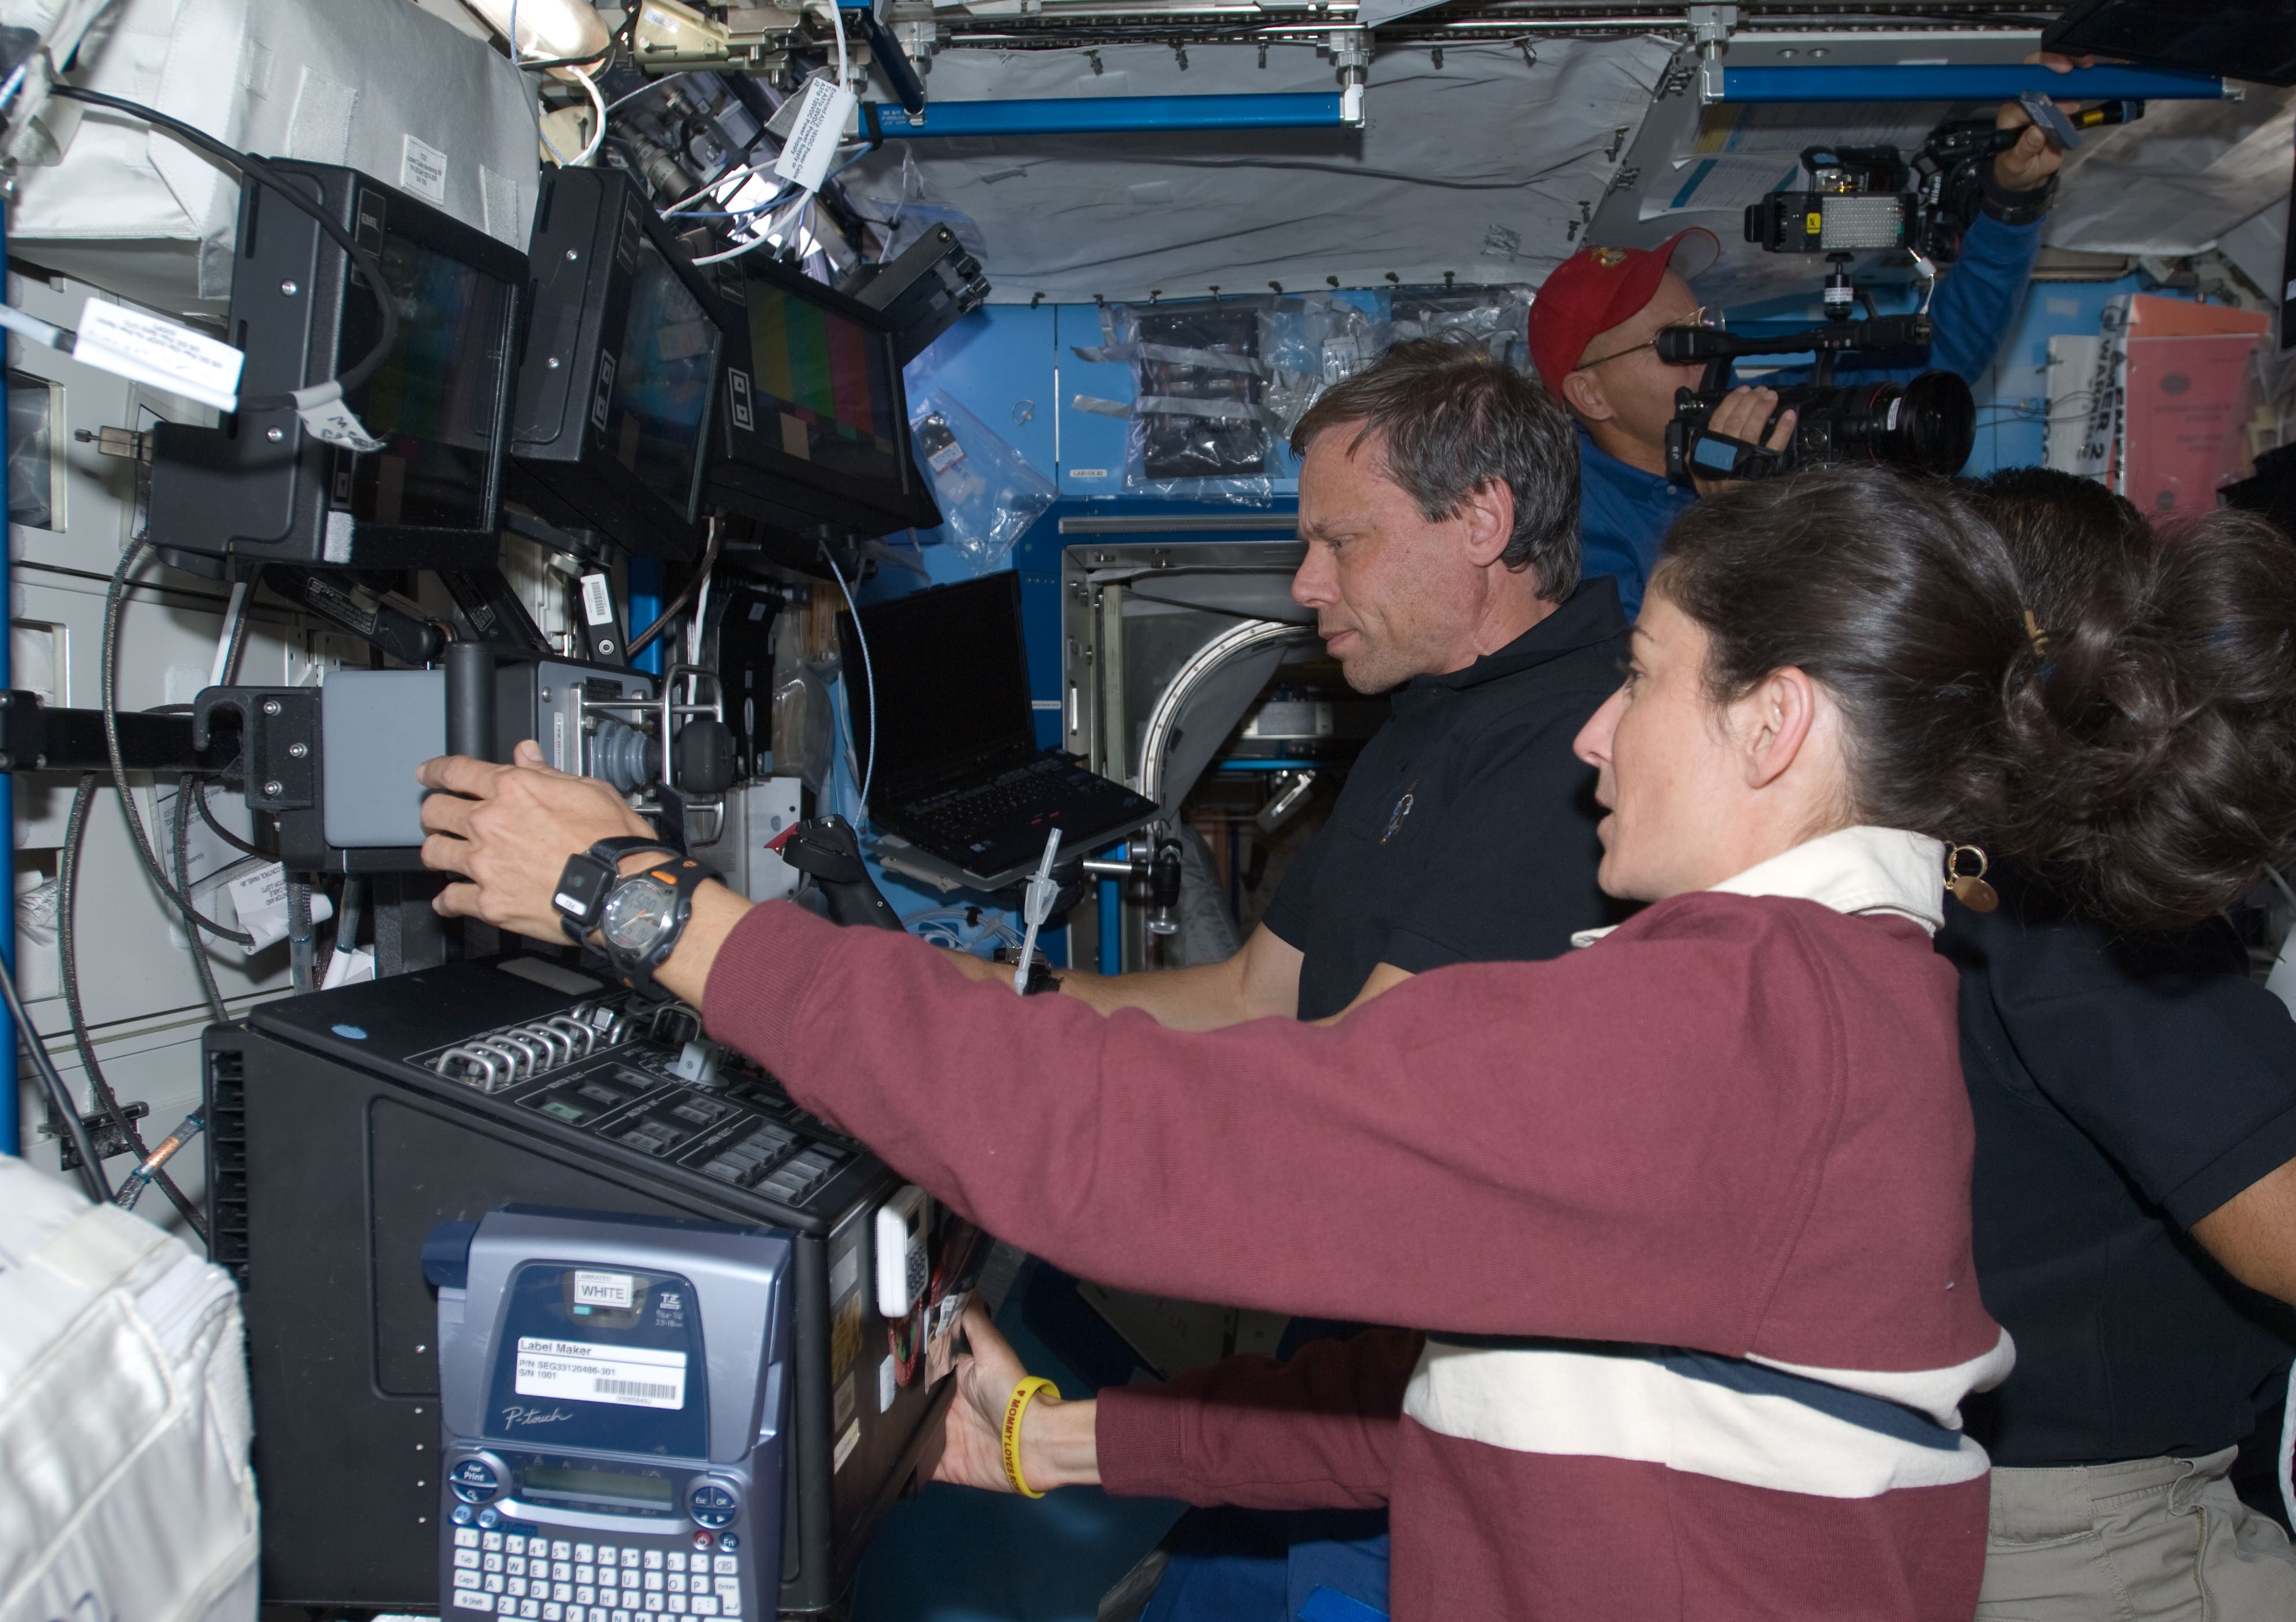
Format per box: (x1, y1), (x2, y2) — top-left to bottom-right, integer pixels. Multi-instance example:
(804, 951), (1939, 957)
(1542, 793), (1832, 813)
(0, 1154), (257, 1622)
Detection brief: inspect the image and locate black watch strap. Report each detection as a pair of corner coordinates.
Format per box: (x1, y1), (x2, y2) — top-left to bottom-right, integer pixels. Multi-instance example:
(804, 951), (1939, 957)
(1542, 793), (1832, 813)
(601, 855), (711, 1001)
(553, 837), (680, 946)
(1979, 166), (2056, 226)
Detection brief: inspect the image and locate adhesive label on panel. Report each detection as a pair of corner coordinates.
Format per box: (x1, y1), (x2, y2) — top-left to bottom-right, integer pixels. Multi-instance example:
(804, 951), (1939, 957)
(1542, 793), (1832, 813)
(73, 299), (244, 412)
(400, 133), (450, 206)
(832, 1418), (861, 1472)
(580, 573), (614, 627)
(515, 1336), (687, 1409)
(227, 863), (334, 955)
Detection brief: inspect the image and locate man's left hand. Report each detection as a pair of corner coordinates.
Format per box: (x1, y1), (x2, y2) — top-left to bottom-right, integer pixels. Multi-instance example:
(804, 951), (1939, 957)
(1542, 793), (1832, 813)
(418, 738), (658, 941)
(1994, 50), (2097, 193)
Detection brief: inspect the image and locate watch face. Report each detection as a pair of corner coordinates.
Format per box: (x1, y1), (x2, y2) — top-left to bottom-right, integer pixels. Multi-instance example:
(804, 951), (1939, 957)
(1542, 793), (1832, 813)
(602, 875), (678, 954)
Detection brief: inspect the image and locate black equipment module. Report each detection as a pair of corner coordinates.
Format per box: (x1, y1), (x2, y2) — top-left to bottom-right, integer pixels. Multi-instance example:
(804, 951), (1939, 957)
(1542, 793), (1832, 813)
(148, 160), (526, 572)
(510, 167), (731, 563)
(205, 956), (952, 1613)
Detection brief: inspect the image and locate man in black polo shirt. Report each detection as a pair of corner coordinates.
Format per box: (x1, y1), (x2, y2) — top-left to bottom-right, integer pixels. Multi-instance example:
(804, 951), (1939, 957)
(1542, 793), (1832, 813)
(1049, 337), (1626, 1027)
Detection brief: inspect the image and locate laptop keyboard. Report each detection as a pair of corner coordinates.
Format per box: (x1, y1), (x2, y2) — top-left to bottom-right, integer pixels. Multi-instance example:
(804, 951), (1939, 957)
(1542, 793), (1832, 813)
(902, 755), (1141, 862)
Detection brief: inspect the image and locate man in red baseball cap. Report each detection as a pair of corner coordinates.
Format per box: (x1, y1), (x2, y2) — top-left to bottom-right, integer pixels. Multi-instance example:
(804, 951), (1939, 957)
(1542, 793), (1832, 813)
(1531, 82), (2074, 616)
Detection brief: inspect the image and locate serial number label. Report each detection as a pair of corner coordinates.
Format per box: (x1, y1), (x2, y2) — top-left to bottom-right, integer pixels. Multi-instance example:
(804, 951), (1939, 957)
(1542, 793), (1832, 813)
(515, 1337), (687, 1410)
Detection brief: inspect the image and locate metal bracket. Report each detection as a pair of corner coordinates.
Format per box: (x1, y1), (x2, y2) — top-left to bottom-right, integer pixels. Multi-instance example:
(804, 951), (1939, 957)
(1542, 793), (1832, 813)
(1687, 4), (1738, 54)
(0, 690), (234, 774)
(43, 1099), (147, 1171)
(192, 688), (319, 811)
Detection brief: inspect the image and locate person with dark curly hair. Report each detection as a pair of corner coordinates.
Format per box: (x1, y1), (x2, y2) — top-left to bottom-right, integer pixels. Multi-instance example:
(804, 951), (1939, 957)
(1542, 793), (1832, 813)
(1942, 468), (2296, 1619)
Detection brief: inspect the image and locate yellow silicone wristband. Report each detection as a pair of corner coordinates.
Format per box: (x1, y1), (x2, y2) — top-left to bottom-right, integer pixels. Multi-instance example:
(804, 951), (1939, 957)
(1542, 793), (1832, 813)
(1000, 1376), (1060, 1498)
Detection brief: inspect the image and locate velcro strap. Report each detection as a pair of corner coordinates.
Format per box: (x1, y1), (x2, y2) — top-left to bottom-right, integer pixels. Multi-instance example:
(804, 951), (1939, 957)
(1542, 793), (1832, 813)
(1688, 427), (1791, 481)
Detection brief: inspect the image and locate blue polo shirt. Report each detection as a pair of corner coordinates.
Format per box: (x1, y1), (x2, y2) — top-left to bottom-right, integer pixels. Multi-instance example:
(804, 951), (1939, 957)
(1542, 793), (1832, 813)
(1577, 212), (2043, 618)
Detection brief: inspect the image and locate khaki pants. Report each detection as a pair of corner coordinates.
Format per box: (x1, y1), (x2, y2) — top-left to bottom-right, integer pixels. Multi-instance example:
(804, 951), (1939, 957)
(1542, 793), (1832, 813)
(1978, 1448), (2296, 1621)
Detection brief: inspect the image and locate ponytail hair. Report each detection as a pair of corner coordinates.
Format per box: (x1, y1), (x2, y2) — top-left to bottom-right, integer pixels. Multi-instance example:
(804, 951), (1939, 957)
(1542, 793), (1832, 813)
(1650, 465), (2296, 929)
(1978, 470), (2296, 928)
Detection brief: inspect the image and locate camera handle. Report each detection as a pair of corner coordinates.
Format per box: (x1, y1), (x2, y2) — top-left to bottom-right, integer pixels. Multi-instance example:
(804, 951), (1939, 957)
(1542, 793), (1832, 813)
(1667, 402), (1794, 485)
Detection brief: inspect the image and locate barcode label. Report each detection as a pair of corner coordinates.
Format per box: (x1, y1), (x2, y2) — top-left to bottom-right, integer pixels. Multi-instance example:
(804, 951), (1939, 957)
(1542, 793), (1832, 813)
(515, 1336), (687, 1410)
(595, 1376), (678, 1401)
(579, 573), (614, 627)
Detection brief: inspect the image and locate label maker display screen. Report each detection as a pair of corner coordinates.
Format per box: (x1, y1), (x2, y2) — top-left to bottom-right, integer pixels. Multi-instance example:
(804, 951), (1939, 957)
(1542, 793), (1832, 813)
(517, 1462), (678, 1513)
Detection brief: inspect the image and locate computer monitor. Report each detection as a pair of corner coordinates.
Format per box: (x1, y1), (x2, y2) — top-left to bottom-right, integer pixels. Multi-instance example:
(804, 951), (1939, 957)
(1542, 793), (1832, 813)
(847, 571), (1035, 794)
(146, 161), (526, 572)
(507, 168), (730, 563)
(705, 253), (940, 550)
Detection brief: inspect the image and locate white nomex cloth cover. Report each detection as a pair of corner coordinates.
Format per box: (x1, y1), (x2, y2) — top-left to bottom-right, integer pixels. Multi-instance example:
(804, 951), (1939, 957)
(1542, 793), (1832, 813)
(1, 0), (541, 313)
(840, 37), (1673, 305)
(0, 1154), (257, 1622)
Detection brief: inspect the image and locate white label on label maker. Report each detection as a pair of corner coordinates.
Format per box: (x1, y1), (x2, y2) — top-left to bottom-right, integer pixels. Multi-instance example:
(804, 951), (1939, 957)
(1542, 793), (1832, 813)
(572, 1269), (635, 1309)
(515, 1337), (687, 1409)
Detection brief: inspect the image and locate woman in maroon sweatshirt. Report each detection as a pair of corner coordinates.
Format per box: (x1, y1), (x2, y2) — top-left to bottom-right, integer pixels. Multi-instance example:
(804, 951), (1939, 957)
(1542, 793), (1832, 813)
(415, 467), (2278, 1620)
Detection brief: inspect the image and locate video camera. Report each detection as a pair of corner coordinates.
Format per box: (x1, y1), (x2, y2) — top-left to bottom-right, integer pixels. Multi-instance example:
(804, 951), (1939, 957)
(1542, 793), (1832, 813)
(1659, 288), (1976, 485)
(1657, 95), (2150, 487)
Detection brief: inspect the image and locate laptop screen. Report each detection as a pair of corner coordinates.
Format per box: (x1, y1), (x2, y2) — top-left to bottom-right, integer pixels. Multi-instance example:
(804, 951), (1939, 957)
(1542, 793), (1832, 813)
(851, 571), (1036, 795)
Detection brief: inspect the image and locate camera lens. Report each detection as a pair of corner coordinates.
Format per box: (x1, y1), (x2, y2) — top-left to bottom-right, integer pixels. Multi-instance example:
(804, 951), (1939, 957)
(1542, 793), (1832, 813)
(1892, 370), (1976, 475)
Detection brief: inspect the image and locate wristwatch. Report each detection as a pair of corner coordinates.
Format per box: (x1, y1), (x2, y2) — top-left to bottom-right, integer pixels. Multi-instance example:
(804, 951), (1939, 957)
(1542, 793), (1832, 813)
(552, 838), (709, 999)
(1979, 165), (2057, 226)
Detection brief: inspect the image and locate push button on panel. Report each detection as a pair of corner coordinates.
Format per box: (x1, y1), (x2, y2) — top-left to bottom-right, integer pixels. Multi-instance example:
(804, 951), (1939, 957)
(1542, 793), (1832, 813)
(450, 1455), (504, 1503)
(686, 1478), (739, 1530)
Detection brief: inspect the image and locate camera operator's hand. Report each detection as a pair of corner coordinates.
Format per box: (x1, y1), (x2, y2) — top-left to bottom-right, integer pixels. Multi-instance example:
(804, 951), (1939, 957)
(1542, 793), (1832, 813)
(1691, 386), (1798, 499)
(1993, 51), (2098, 192)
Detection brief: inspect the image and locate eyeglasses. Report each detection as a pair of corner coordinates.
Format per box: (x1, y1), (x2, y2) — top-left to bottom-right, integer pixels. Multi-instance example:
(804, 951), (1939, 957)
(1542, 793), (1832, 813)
(1575, 306), (1718, 371)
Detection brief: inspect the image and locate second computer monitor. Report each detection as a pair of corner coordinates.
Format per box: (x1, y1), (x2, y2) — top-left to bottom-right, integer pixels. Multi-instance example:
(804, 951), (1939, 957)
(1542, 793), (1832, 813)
(509, 167), (730, 562)
(706, 252), (940, 552)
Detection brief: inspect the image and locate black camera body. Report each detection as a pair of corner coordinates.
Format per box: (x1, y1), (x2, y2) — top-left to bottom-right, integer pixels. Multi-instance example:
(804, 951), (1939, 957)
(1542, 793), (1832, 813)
(1658, 313), (1975, 486)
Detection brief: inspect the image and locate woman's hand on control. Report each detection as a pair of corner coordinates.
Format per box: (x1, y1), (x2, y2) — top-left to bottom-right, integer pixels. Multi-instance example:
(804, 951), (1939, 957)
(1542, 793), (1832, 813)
(934, 1300), (1036, 1492)
(933, 1300), (1100, 1494)
(418, 739), (658, 941)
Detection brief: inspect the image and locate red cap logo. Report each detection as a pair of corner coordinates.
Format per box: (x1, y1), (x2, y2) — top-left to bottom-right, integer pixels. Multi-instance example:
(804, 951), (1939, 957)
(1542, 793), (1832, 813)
(1527, 228), (1720, 394)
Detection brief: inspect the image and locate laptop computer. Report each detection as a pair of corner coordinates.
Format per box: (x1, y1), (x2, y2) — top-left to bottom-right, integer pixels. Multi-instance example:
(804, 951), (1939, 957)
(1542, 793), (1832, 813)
(849, 571), (1159, 889)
